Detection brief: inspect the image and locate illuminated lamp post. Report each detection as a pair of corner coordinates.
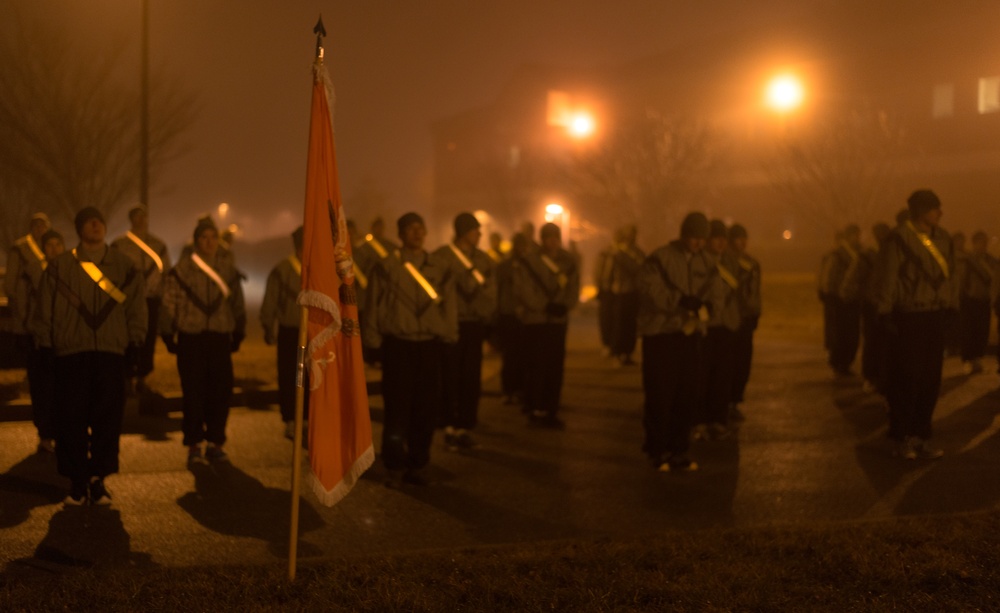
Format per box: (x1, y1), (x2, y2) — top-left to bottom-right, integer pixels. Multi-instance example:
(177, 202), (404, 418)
(765, 74), (805, 113)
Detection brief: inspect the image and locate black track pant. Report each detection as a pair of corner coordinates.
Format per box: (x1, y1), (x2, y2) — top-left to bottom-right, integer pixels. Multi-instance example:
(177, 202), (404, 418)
(381, 336), (442, 471)
(53, 351), (126, 483)
(885, 310), (944, 441)
(277, 325), (309, 422)
(642, 332), (702, 460)
(522, 323), (567, 416)
(442, 321), (486, 430)
(177, 332), (233, 447)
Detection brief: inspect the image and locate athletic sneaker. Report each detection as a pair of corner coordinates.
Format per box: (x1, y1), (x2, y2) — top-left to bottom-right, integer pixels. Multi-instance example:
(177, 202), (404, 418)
(456, 431), (479, 449)
(187, 444), (207, 466)
(660, 455), (699, 472)
(37, 438), (56, 453)
(64, 480), (88, 506)
(892, 439), (917, 460)
(910, 437), (944, 460)
(89, 477), (112, 505)
(205, 445), (229, 463)
(284, 420), (295, 440)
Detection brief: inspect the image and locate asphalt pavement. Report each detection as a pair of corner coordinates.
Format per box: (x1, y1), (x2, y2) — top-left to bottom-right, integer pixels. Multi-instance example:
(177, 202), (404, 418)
(2, 310), (1000, 574)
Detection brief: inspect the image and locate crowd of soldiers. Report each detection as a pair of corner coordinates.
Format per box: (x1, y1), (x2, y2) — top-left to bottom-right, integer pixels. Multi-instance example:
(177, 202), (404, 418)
(10, 188), (981, 503)
(819, 190), (999, 460)
(6, 206), (245, 504)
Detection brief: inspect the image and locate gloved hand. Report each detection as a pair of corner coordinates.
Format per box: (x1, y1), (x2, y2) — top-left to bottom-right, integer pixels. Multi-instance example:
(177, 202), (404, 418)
(679, 295), (702, 312)
(263, 326), (276, 346)
(161, 334), (179, 354)
(125, 343), (142, 377)
(230, 332), (245, 353)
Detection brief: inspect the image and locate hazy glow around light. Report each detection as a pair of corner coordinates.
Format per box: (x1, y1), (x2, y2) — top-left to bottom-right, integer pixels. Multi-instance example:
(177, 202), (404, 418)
(766, 75), (804, 112)
(545, 203), (564, 216)
(782, 230), (793, 240)
(218, 202), (230, 219)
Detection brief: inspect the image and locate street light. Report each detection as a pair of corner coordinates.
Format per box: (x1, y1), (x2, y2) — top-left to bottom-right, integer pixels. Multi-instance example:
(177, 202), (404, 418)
(567, 112), (595, 138)
(765, 74), (805, 113)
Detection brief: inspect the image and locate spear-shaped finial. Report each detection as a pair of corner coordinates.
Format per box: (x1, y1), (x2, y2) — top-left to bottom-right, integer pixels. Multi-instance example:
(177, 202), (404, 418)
(314, 16), (327, 60)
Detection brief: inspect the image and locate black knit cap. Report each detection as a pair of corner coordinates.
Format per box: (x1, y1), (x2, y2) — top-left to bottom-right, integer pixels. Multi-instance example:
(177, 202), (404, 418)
(193, 216), (217, 241)
(40, 229), (63, 245)
(708, 219), (728, 239)
(454, 212), (480, 237)
(907, 189), (941, 218)
(680, 212), (709, 239)
(74, 207), (105, 235)
(397, 212), (424, 235)
(729, 223), (748, 240)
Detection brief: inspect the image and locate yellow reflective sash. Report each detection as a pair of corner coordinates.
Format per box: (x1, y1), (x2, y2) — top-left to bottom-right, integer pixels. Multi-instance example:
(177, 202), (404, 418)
(353, 261), (368, 289)
(403, 261), (440, 302)
(448, 243), (485, 285)
(487, 249), (502, 263)
(717, 263), (739, 290)
(191, 253), (231, 298)
(541, 254), (568, 288)
(26, 234), (45, 268)
(367, 237), (389, 259)
(73, 249), (126, 304)
(906, 221), (949, 279)
(838, 240), (859, 263)
(288, 254), (301, 275)
(126, 231), (164, 272)
(739, 256), (754, 272)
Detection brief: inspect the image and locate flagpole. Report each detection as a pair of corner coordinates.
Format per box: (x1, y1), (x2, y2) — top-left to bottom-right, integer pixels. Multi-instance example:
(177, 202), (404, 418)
(288, 305), (308, 581)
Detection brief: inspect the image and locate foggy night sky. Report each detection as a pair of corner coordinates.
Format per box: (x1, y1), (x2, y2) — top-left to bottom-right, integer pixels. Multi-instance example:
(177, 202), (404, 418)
(9, 0), (974, 251)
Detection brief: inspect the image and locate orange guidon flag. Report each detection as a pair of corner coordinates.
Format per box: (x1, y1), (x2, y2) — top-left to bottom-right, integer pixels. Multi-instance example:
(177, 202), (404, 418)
(298, 46), (374, 506)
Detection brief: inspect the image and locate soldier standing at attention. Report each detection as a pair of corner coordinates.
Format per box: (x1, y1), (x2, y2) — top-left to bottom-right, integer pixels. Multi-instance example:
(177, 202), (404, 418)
(958, 231), (995, 374)
(512, 222), (579, 429)
(260, 226), (308, 439)
(435, 212), (497, 450)
(727, 223), (761, 421)
(6, 212), (51, 449)
(354, 217), (397, 365)
(112, 204), (171, 393)
(34, 207), (147, 505)
(160, 218), (246, 466)
(693, 219), (741, 441)
(363, 212), (458, 486)
(637, 212), (720, 472)
(875, 190), (956, 460)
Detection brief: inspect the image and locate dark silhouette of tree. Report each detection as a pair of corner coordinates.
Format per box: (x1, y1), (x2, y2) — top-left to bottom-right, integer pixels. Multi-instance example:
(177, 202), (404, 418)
(0, 14), (197, 250)
(559, 110), (719, 243)
(765, 103), (908, 232)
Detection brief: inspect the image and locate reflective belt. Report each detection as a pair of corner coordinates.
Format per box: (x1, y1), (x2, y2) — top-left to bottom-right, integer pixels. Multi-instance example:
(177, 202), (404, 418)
(288, 255), (301, 275)
(541, 254), (568, 288)
(449, 243), (485, 285)
(368, 237), (389, 259)
(126, 231), (164, 272)
(403, 262), (440, 302)
(906, 221), (949, 279)
(73, 249), (126, 304)
(353, 261), (368, 289)
(191, 253), (231, 298)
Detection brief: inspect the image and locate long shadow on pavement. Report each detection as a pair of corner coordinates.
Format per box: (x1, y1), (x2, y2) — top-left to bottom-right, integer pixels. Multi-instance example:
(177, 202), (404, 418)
(0, 451), (64, 529)
(177, 461), (325, 558)
(6, 506), (156, 575)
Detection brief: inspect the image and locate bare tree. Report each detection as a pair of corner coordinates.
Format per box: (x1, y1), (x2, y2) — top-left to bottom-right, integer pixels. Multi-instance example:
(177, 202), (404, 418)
(765, 103), (908, 233)
(0, 14), (196, 250)
(559, 110), (719, 243)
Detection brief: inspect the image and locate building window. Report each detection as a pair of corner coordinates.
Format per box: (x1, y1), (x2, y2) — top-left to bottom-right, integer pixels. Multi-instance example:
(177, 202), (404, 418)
(508, 146), (520, 169)
(978, 77), (1000, 114)
(932, 83), (954, 118)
